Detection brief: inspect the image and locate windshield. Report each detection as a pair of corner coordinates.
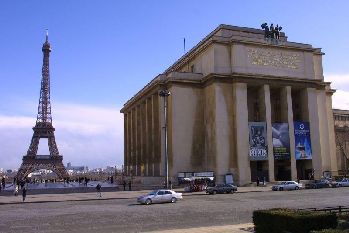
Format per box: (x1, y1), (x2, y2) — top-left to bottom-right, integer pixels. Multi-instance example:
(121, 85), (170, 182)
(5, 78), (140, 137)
(148, 191), (157, 196)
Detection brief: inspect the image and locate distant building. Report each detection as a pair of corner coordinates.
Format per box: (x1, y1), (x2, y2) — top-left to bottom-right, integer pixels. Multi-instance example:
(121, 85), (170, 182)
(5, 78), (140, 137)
(104, 166), (115, 173)
(66, 162), (88, 173)
(333, 109), (349, 174)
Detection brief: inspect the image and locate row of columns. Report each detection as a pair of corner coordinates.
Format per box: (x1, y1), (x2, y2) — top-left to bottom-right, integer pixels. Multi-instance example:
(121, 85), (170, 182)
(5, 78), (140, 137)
(232, 83), (325, 185)
(124, 94), (161, 177)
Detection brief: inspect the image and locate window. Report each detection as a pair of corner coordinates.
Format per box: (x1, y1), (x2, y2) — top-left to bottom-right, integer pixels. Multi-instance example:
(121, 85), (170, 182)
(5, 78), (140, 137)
(157, 191), (165, 195)
(165, 191), (172, 195)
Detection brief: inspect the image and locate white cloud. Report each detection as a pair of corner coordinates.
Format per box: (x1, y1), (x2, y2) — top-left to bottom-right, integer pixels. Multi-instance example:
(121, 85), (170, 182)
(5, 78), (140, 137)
(332, 89), (349, 110)
(0, 102), (124, 170)
(325, 73), (349, 110)
(325, 73), (349, 91)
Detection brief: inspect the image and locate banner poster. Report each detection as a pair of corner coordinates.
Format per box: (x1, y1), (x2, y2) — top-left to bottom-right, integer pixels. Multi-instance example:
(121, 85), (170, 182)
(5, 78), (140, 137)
(248, 122), (268, 161)
(294, 121), (312, 160)
(272, 123), (290, 160)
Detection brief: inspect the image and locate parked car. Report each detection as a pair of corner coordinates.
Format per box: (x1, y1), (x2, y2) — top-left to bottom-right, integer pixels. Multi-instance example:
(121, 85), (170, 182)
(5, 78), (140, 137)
(332, 178), (349, 187)
(206, 184), (237, 194)
(137, 189), (183, 205)
(272, 181), (302, 191)
(305, 180), (330, 189)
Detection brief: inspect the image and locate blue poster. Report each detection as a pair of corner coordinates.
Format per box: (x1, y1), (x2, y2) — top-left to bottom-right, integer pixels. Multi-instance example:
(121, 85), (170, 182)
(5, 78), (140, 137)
(294, 122), (312, 160)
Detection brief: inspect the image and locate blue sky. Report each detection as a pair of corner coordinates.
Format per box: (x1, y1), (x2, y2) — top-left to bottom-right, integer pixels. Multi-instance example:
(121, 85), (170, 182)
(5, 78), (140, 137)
(1, 1), (349, 169)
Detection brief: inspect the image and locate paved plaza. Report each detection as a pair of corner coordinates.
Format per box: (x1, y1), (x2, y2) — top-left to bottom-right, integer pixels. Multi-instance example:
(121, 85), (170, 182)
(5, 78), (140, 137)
(0, 187), (349, 232)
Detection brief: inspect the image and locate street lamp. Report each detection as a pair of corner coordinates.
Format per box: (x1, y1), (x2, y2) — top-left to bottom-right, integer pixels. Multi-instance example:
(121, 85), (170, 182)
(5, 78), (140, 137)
(159, 89), (171, 189)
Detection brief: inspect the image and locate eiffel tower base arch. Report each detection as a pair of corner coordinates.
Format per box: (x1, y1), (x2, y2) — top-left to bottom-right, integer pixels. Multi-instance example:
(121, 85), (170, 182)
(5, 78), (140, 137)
(16, 155), (68, 181)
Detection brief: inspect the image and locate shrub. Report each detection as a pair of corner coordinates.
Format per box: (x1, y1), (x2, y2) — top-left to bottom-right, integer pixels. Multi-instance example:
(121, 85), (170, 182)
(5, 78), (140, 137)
(253, 208), (337, 233)
(338, 214), (349, 221)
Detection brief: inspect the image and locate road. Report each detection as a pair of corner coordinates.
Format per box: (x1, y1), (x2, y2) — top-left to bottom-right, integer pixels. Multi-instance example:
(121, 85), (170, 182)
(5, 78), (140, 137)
(0, 188), (348, 233)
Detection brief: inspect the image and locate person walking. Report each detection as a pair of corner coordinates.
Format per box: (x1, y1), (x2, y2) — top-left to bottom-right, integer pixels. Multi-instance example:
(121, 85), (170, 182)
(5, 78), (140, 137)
(256, 177), (260, 187)
(96, 183), (101, 197)
(14, 185), (19, 196)
(123, 180), (126, 191)
(128, 180), (131, 191)
(22, 187), (27, 202)
(1, 177), (5, 190)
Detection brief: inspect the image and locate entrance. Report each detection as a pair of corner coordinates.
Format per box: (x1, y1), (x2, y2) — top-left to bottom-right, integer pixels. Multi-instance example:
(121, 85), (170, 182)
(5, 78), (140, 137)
(250, 161), (269, 182)
(296, 160), (313, 180)
(274, 160), (291, 181)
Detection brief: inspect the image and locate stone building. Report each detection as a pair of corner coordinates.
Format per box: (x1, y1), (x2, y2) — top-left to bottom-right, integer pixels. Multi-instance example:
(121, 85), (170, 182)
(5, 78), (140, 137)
(120, 24), (338, 185)
(333, 109), (349, 174)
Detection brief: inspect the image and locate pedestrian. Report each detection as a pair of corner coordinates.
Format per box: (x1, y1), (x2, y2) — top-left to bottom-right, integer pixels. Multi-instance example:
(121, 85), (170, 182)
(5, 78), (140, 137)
(123, 180), (126, 191)
(169, 180), (172, 190)
(22, 187), (27, 202)
(256, 177), (260, 186)
(14, 185), (18, 196)
(128, 180), (131, 191)
(1, 176), (5, 190)
(263, 177), (266, 186)
(96, 183), (101, 197)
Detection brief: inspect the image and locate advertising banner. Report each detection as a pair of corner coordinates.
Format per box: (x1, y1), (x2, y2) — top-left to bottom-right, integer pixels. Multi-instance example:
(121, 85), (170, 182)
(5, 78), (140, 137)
(294, 121), (312, 160)
(249, 122), (268, 160)
(272, 123), (290, 160)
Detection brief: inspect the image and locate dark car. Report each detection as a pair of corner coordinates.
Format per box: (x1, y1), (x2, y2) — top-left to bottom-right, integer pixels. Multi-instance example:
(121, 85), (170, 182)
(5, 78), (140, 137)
(305, 180), (330, 189)
(206, 184), (237, 194)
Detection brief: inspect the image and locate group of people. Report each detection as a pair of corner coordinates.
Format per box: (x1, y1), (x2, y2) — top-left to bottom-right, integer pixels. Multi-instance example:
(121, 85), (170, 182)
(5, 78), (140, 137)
(256, 177), (266, 186)
(261, 23), (282, 39)
(122, 180), (132, 191)
(0, 176), (6, 191)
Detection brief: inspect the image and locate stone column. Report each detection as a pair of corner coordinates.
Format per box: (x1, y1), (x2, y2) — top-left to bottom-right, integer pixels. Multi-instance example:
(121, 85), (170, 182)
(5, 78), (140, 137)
(260, 85), (275, 182)
(326, 88), (338, 173)
(281, 86), (297, 180)
(124, 113), (128, 175)
(233, 83), (251, 185)
(135, 106), (139, 176)
(215, 83), (234, 183)
(306, 88), (322, 179)
(145, 99), (149, 176)
(151, 95), (155, 176)
(159, 93), (165, 177)
(130, 108), (134, 176)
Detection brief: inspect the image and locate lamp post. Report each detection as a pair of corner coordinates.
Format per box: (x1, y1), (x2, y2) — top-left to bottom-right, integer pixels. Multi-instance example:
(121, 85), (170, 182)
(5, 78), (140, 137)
(159, 89), (171, 189)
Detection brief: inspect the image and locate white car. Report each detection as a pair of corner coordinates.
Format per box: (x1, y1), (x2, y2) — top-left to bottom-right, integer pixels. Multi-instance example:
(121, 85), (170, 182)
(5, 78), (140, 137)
(334, 178), (349, 187)
(272, 181), (302, 191)
(137, 189), (183, 205)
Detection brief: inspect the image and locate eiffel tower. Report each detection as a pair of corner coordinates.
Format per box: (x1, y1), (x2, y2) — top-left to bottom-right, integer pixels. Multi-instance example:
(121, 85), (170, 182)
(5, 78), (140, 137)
(16, 32), (68, 181)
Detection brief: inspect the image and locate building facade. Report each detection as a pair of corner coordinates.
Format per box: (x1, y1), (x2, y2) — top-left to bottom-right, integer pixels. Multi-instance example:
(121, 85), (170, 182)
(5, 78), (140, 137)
(121, 24), (338, 185)
(333, 109), (349, 174)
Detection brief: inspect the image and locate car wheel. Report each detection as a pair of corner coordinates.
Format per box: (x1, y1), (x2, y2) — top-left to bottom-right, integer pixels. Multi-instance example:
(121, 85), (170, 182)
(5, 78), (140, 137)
(145, 199), (152, 205)
(279, 187), (283, 191)
(213, 190), (217, 195)
(295, 186), (299, 190)
(171, 197), (177, 203)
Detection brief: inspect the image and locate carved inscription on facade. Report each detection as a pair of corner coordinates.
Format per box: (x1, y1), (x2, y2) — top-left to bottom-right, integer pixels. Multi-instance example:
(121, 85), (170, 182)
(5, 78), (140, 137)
(247, 48), (300, 69)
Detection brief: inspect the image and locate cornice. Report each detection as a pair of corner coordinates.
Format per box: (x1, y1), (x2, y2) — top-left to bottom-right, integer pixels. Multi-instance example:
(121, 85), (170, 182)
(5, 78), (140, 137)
(121, 72), (329, 113)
